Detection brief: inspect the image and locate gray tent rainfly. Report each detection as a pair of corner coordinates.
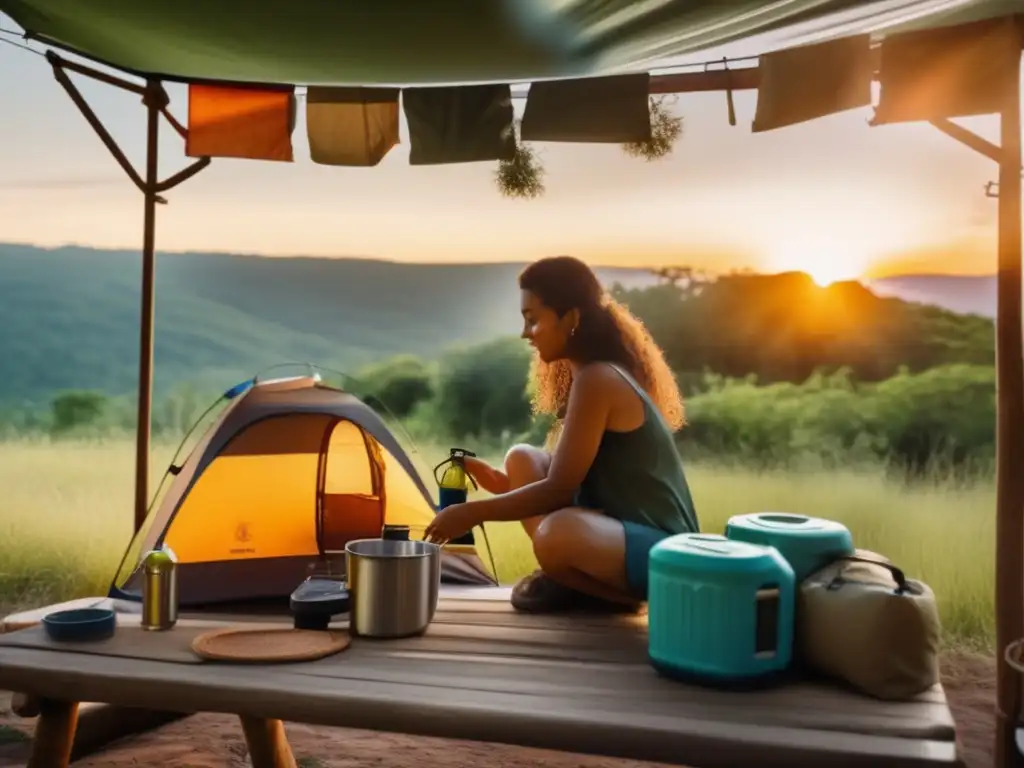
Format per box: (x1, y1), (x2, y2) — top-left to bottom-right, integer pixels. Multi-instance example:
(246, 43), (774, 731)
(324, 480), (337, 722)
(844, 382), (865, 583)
(0, 1), (1023, 766)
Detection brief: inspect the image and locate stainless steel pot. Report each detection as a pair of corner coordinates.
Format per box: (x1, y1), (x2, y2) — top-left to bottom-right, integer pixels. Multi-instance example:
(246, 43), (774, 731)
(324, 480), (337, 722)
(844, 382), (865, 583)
(345, 538), (441, 638)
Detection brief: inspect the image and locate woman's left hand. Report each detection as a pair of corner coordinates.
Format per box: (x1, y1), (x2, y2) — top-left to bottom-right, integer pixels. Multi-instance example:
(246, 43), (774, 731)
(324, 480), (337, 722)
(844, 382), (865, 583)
(425, 502), (481, 544)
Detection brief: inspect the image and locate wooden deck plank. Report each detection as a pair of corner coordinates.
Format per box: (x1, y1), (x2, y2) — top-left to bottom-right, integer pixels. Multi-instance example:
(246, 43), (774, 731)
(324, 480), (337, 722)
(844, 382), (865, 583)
(0, 646), (956, 768)
(0, 616), (954, 739)
(2, 593), (645, 633)
(0, 591), (959, 768)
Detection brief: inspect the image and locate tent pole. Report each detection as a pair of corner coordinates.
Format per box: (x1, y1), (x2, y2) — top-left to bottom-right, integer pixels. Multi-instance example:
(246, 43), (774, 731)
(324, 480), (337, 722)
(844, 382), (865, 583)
(995, 45), (1024, 768)
(134, 80), (161, 534)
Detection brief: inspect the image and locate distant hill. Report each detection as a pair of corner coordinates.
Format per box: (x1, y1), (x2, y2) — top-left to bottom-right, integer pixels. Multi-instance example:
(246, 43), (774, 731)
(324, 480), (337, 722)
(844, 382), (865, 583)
(868, 274), (995, 319)
(0, 243), (657, 407)
(0, 242), (994, 409)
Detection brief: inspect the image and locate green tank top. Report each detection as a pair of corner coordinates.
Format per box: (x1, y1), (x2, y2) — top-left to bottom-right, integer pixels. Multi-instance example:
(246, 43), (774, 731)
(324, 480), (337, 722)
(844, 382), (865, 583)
(574, 364), (700, 535)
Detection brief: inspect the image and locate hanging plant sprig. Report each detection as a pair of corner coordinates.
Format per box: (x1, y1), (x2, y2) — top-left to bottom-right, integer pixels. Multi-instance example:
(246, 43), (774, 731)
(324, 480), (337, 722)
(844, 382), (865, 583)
(622, 95), (683, 162)
(495, 119), (546, 200)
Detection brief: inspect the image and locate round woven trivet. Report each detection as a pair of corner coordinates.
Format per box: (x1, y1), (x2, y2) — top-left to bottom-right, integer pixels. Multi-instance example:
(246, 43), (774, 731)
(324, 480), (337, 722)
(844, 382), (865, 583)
(190, 627), (350, 663)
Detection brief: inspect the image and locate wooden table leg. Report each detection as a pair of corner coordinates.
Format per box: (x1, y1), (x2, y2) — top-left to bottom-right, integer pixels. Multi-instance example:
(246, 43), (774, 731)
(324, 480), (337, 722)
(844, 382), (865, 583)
(239, 715), (297, 768)
(27, 698), (79, 768)
(11, 692), (40, 717)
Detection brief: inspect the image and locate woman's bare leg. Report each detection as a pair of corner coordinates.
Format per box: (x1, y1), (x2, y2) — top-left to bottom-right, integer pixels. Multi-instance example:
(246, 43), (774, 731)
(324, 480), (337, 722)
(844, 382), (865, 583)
(503, 444), (551, 539)
(532, 508), (641, 607)
(503, 445), (642, 612)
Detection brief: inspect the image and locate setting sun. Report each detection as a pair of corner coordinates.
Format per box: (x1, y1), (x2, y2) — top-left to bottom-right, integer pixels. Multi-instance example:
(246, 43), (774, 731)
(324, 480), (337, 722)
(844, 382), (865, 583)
(766, 251), (867, 286)
(805, 263), (860, 287)
(764, 233), (875, 287)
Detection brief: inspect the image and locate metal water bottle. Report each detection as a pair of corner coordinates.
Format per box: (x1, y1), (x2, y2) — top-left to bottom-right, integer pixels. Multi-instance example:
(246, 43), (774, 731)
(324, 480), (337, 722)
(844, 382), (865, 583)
(141, 546), (179, 631)
(433, 448), (478, 545)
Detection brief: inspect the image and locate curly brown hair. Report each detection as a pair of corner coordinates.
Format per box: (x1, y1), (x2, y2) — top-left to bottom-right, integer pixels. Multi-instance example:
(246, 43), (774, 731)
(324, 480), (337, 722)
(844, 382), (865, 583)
(518, 256), (685, 441)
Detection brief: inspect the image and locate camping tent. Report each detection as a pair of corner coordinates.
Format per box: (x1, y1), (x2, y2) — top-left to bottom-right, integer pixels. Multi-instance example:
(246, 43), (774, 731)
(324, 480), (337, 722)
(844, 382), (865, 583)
(109, 374), (497, 606)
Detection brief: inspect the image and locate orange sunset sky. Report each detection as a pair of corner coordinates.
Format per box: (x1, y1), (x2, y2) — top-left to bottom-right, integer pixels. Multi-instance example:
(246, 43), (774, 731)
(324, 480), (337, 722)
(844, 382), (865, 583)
(0, 14), (1010, 282)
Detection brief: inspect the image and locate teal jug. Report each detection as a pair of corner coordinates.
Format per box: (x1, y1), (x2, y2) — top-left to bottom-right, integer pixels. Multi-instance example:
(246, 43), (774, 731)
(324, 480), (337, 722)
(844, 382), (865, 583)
(725, 512), (854, 583)
(648, 533), (796, 686)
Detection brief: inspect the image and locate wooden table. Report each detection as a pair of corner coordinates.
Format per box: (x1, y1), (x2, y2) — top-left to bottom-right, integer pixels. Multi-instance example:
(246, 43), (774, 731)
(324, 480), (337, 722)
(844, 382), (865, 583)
(0, 587), (959, 768)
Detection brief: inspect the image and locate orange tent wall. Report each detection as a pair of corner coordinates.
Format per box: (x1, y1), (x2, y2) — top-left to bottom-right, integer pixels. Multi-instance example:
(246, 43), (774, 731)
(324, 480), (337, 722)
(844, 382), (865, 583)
(165, 413), (329, 562)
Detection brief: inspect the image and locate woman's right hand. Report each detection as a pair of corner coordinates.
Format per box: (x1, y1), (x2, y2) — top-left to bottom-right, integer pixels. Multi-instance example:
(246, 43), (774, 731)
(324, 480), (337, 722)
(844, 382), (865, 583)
(463, 456), (510, 495)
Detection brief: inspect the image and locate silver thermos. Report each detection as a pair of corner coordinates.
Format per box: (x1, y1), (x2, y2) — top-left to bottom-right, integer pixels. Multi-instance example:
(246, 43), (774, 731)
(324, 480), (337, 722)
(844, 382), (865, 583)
(141, 547), (179, 631)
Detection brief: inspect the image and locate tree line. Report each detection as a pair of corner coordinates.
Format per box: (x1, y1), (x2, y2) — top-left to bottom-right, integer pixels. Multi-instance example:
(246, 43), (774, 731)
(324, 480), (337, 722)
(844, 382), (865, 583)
(0, 270), (995, 476)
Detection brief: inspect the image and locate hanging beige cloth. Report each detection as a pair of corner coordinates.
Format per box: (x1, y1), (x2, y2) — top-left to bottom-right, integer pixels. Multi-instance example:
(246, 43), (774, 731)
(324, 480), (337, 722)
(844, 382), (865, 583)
(186, 83), (295, 162)
(306, 87), (400, 167)
(402, 84), (516, 165)
(520, 73), (652, 143)
(752, 35), (873, 132)
(873, 15), (1022, 125)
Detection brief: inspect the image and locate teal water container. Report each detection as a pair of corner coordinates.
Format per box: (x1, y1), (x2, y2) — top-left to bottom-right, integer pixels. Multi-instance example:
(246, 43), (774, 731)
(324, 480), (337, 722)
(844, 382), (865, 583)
(725, 512), (854, 583)
(648, 533), (796, 685)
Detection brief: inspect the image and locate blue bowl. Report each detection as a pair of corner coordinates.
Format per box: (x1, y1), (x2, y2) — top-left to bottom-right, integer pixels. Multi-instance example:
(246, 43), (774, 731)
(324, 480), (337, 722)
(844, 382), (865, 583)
(41, 608), (117, 642)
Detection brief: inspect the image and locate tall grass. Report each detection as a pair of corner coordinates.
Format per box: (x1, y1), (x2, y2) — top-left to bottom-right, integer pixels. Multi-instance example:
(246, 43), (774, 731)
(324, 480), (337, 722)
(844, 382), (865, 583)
(0, 437), (995, 650)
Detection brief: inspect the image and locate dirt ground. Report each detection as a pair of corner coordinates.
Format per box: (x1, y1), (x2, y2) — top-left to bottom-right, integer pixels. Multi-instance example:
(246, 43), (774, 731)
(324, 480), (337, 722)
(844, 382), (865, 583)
(0, 651), (999, 768)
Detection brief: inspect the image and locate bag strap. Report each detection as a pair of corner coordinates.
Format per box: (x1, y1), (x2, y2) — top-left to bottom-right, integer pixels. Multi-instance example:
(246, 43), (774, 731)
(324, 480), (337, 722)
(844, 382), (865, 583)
(827, 555), (908, 595)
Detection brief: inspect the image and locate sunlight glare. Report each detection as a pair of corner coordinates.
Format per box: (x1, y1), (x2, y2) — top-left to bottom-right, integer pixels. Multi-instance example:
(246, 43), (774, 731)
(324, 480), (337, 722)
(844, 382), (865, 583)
(764, 233), (873, 287)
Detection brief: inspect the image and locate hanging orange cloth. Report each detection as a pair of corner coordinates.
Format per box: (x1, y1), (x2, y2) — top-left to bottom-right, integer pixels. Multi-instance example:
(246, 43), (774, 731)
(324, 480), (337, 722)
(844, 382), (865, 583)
(752, 35), (873, 132)
(873, 16), (1022, 125)
(305, 87), (400, 167)
(185, 83), (296, 162)
(520, 74), (652, 143)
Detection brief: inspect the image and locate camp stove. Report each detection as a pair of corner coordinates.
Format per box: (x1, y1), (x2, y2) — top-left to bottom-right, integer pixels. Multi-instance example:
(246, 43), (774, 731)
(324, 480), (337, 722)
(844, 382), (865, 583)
(290, 576), (351, 631)
(290, 554), (350, 630)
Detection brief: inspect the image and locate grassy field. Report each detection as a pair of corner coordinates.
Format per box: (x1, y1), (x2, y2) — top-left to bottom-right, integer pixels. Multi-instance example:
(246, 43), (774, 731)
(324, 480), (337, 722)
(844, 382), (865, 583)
(0, 437), (995, 650)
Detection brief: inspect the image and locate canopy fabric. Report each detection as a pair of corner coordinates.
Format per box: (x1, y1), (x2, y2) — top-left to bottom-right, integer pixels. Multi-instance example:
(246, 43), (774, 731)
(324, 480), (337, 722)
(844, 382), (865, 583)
(0, 0), (1018, 87)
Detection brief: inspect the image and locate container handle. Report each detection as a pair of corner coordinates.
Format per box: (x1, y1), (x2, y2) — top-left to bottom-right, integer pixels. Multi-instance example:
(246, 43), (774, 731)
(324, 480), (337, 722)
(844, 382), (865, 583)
(749, 513), (812, 529)
(432, 449), (479, 490)
(828, 555), (908, 595)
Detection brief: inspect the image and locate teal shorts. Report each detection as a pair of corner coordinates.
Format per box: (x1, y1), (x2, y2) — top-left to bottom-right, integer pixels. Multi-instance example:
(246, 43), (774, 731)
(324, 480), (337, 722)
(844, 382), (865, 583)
(621, 520), (672, 601)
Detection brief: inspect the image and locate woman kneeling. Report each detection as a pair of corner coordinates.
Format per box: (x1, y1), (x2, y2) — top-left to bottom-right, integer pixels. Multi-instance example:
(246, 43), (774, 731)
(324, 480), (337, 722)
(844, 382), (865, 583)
(425, 256), (699, 613)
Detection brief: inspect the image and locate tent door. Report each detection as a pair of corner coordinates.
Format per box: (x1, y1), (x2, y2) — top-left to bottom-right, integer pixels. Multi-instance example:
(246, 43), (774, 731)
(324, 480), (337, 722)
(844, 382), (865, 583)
(316, 418), (386, 553)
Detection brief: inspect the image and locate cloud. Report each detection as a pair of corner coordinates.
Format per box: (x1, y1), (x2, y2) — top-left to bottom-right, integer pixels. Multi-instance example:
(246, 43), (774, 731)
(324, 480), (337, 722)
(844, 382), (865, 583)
(0, 176), (125, 191)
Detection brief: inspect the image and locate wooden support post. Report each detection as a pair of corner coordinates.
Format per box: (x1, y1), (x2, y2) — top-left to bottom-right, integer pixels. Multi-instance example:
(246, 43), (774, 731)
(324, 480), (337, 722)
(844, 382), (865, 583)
(994, 40), (1024, 768)
(46, 53), (212, 535)
(929, 117), (1004, 163)
(11, 691), (40, 718)
(134, 80), (161, 534)
(26, 698), (78, 768)
(239, 716), (298, 768)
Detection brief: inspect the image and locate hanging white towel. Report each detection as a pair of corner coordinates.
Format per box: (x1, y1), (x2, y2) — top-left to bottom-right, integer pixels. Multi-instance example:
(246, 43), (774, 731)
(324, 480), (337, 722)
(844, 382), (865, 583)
(752, 35), (873, 132)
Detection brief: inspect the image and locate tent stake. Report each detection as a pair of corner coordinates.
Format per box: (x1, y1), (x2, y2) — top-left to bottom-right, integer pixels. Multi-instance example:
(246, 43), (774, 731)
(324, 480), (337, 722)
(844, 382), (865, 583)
(994, 35), (1024, 768)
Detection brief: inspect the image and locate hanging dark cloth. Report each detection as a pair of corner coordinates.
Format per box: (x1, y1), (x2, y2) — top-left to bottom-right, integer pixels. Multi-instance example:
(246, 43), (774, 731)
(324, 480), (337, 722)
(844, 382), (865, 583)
(402, 84), (516, 165)
(520, 73), (652, 143)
